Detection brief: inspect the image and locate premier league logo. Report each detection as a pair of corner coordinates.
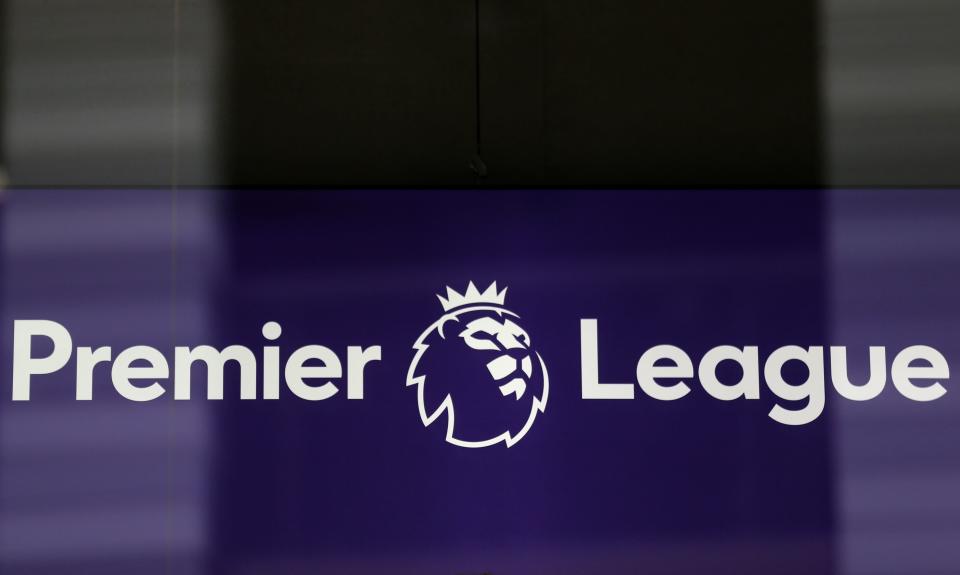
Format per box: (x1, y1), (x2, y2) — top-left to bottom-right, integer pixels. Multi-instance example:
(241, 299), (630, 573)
(406, 282), (549, 448)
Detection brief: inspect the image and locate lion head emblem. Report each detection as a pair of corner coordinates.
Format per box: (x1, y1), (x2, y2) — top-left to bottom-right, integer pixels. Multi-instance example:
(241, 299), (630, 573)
(406, 282), (549, 448)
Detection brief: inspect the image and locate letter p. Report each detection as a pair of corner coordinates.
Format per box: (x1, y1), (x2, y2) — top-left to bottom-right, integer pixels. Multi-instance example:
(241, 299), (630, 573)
(13, 320), (73, 401)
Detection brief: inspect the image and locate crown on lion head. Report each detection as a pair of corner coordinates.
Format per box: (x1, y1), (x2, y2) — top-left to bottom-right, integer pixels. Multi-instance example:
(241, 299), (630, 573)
(437, 281), (507, 312)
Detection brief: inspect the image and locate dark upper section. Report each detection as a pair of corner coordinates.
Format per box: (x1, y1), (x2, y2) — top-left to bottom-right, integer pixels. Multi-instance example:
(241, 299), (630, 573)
(219, 0), (821, 187)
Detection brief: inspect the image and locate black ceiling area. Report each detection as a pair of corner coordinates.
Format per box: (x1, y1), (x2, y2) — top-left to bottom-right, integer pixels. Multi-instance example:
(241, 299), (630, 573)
(219, 0), (821, 187)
